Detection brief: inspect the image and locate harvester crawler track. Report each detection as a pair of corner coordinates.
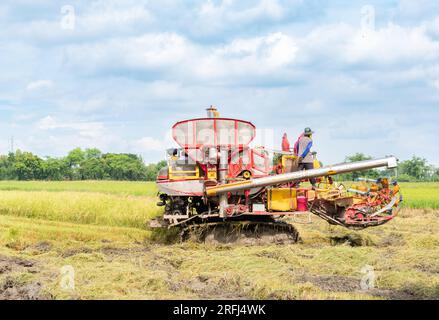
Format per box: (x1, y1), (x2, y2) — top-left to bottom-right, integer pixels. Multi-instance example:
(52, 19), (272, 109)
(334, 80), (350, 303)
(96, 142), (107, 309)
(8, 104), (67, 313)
(179, 219), (299, 245)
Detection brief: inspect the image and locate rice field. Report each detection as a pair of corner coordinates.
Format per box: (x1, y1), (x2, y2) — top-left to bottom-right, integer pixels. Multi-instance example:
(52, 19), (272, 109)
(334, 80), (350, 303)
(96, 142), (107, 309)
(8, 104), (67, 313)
(0, 180), (437, 300)
(0, 180), (157, 197)
(399, 183), (439, 209)
(0, 191), (161, 229)
(0, 181), (437, 208)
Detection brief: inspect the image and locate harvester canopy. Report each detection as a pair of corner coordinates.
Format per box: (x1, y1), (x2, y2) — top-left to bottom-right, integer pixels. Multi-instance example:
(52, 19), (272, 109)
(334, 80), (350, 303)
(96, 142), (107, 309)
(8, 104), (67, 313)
(172, 118), (256, 162)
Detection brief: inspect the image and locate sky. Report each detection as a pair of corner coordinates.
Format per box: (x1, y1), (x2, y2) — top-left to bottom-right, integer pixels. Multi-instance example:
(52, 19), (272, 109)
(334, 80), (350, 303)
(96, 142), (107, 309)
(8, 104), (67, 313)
(0, 0), (438, 166)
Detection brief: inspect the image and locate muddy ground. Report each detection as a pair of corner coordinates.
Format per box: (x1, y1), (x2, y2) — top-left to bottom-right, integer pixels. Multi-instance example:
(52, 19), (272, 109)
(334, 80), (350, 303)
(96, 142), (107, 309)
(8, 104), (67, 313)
(0, 209), (438, 300)
(0, 255), (50, 300)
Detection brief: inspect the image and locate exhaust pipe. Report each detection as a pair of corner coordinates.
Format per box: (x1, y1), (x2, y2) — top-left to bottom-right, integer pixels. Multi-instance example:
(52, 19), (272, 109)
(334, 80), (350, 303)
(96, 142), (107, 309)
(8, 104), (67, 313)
(206, 157), (398, 197)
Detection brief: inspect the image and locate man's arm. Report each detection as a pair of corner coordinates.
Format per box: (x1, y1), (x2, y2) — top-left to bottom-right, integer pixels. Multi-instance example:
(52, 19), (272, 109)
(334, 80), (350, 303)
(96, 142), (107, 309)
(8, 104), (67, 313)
(300, 141), (313, 159)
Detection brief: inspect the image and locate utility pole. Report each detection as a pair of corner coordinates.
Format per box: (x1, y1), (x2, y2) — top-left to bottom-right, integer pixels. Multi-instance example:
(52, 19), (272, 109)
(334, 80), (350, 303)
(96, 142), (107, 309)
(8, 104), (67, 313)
(10, 136), (14, 154)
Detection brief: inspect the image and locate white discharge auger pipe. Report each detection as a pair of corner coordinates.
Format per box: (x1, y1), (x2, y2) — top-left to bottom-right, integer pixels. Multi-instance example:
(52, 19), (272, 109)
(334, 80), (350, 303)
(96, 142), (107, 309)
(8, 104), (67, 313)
(206, 157), (398, 197)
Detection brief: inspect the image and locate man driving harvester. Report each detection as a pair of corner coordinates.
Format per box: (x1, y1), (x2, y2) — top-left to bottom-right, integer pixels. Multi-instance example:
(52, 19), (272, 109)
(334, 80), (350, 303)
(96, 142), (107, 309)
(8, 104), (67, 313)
(294, 127), (317, 189)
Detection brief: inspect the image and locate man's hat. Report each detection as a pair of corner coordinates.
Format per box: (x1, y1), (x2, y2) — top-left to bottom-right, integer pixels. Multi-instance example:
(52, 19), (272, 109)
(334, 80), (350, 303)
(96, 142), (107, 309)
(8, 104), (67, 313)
(304, 127), (314, 135)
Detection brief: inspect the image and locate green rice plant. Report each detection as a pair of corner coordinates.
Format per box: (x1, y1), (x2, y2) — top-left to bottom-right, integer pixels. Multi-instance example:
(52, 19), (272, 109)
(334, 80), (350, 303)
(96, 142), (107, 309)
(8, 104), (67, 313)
(0, 180), (158, 196)
(0, 191), (161, 228)
(0, 181), (437, 209)
(399, 183), (439, 209)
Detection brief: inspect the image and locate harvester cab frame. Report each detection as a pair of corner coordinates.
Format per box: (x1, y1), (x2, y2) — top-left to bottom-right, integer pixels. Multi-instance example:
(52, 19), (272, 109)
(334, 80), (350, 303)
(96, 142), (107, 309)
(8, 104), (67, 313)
(153, 107), (401, 243)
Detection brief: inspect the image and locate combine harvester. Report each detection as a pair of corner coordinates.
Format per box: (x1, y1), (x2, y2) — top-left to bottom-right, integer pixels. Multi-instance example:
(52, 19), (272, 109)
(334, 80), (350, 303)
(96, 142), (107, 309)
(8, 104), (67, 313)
(152, 107), (402, 243)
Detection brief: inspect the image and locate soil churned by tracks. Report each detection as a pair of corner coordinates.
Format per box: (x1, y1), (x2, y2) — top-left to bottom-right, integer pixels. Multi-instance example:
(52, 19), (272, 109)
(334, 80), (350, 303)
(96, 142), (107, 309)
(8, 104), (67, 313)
(181, 221), (300, 245)
(0, 255), (34, 274)
(0, 277), (49, 300)
(0, 255), (50, 300)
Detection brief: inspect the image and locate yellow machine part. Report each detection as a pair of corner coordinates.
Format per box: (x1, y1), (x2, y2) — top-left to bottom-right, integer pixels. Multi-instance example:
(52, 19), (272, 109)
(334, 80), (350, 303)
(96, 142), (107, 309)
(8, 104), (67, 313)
(313, 158), (321, 169)
(353, 196), (365, 204)
(351, 184), (368, 192)
(242, 170), (252, 179)
(393, 184), (401, 207)
(169, 165), (200, 180)
(207, 170), (217, 180)
(267, 188), (297, 212)
(281, 155), (298, 173)
(280, 155), (321, 173)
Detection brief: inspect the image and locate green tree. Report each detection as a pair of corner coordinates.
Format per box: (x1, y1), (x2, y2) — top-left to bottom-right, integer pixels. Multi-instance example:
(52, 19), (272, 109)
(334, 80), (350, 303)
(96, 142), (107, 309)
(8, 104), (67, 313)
(79, 158), (108, 180)
(65, 148), (86, 180)
(103, 153), (147, 180)
(0, 149), (166, 181)
(336, 153), (379, 181)
(84, 148), (102, 160)
(0, 153), (15, 179)
(398, 156), (431, 181)
(13, 150), (43, 180)
(431, 167), (439, 182)
(42, 157), (69, 180)
(145, 160), (167, 181)
(66, 148), (85, 167)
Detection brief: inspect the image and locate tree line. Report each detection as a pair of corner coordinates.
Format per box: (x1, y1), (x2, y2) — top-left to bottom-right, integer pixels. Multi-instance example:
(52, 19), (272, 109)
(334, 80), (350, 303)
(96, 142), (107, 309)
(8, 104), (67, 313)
(0, 148), (166, 181)
(336, 153), (439, 182)
(0, 149), (437, 182)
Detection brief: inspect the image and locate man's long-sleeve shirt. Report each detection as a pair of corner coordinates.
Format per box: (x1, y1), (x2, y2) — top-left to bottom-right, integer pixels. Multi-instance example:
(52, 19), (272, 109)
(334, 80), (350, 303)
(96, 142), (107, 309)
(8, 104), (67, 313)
(297, 136), (313, 163)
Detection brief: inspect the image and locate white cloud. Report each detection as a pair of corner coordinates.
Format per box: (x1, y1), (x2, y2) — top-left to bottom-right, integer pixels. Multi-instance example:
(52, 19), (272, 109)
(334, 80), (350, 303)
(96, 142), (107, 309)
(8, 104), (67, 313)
(127, 33), (190, 68)
(79, 2), (152, 34)
(431, 80), (439, 90)
(395, 0), (439, 20)
(37, 116), (104, 139)
(344, 23), (439, 64)
(62, 31), (298, 84)
(37, 115), (58, 129)
(2, 2), (439, 165)
(146, 81), (185, 99)
(424, 17), (439, 41)
(0, 6), (8, 19)
(199, 0), (284, 23)
(60, 21), (439, 86)
(304, 99), (325, 113)
(301, 22), (439, 66)
(26, 80), (53, 91)
(1, 1), (152, 44)
(63, 32), (192, 72)
(59, 97), (109, 113)
(131, 136), (164, 152)
(218, 32), (297, 68)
